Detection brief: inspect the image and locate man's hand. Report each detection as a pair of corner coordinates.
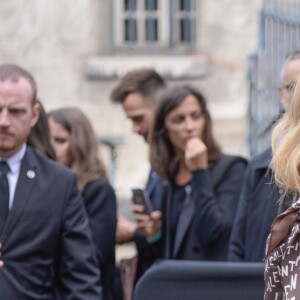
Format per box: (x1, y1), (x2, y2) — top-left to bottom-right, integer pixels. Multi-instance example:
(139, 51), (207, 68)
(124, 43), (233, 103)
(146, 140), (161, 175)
(116, 216), (137, 244)
(133, 204), (162, 238)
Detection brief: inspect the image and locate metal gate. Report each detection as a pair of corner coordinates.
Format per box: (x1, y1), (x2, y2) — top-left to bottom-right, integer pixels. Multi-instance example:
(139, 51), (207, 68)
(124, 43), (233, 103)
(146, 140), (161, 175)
(248, 0), (300, 156)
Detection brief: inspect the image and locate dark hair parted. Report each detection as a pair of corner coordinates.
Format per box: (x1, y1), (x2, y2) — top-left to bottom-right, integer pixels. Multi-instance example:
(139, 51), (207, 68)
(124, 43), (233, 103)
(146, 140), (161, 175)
(27, 100), (56, 160)
(149, 85), (222, 182)
(48, 107), (108, 190)
(0, 64), (37, 104)
(110, 68), (166, 104)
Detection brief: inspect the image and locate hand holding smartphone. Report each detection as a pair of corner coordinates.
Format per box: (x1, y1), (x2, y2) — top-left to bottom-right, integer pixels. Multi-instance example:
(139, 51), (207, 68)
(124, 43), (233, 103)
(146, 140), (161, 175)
(131, 188), (153, 216)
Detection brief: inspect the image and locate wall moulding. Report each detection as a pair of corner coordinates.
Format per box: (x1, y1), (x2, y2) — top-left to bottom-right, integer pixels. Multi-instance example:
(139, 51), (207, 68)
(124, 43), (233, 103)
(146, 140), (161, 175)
(85, 55), (208, 80)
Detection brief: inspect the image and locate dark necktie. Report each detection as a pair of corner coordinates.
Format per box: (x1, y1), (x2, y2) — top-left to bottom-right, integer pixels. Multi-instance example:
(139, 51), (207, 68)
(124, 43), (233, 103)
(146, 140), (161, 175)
(0, 161), (10, 232)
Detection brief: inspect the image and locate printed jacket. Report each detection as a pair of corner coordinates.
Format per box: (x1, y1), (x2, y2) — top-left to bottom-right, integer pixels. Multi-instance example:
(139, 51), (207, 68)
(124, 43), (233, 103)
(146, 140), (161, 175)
(264, 199), (300, 299)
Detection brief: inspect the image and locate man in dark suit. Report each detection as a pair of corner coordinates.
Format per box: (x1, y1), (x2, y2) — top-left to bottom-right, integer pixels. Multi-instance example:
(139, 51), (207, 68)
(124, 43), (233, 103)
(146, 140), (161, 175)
(229, 49), (300, 262)
(0, 64), (102, 299)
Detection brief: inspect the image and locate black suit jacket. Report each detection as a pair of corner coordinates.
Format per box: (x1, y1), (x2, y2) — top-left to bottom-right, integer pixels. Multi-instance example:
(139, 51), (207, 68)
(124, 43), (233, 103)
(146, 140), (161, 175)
(164, 155), (247, 260)
(229, 148), (292, 262)
(0, 147), (102, 299)
(82, 179), (122, 300)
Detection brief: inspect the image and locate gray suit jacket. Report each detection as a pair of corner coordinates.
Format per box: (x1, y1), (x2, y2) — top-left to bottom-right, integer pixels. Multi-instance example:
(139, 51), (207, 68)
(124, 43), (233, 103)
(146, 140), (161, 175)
(0, 147), (102, 299)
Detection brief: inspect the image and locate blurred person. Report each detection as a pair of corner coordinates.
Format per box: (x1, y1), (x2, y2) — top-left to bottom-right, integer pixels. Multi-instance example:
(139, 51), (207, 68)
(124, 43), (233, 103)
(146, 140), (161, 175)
(134, 85), (247, 261)
(27, 99), (56, 160)
(48, 107), (121, 300)
(264, 79), (300, 299)
(111, 68), (166, 142)
(110, 68), (166, 280)
(229, 49), (300, 262)
(0, 64), (102, 299)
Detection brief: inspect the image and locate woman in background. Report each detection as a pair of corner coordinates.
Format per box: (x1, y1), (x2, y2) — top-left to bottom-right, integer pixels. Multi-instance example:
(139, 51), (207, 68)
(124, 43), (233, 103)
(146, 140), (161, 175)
(133, 85), (247, 261)
(48, 107), (122, 300)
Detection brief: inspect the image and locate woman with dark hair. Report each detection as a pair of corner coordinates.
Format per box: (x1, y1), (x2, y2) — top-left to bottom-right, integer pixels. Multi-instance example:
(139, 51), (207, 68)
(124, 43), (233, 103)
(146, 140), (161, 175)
(134, 85), (247, 261)
(48, 107), (122, 300)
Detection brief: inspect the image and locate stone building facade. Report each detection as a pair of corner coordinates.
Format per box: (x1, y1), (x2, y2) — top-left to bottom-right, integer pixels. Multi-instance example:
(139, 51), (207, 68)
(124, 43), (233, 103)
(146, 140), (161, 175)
(0, 0), (262, 202)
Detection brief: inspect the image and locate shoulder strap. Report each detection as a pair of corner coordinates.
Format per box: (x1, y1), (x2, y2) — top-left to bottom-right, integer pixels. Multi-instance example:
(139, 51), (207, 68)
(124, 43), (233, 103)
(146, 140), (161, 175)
(211, 155), (248, 188)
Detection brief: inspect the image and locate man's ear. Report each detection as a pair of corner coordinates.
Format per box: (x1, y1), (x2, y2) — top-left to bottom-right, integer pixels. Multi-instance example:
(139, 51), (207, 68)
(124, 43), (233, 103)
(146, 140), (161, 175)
(31, 102), (41, 127)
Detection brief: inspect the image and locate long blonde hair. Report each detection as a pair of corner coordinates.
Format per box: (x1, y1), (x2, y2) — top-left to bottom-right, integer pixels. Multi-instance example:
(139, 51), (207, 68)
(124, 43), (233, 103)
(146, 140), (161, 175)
(271, 79), (300, 199)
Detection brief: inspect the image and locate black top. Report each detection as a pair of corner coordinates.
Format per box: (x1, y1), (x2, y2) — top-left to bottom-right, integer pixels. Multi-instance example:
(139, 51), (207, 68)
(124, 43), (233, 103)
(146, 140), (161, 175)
(170, 183), (189, 252)
(229, 148), (292, 262)
(82, 179), (122, 300)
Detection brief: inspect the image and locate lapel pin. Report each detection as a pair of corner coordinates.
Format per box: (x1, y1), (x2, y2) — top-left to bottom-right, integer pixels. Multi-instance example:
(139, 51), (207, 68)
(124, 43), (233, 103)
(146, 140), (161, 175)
(27, 170), (35, 179)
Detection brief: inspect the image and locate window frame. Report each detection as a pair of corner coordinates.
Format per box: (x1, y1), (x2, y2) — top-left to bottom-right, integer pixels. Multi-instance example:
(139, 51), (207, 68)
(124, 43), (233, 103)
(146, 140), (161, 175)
(112, 0), (196, 53)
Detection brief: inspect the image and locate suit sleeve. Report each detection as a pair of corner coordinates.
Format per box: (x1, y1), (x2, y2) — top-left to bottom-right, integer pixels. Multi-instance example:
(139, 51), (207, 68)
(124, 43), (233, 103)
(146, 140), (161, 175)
(228, 165), (255, 261)
(193, 160), (246, 247)
(58, 175), (102, 300)
(82, 180), (117, 265)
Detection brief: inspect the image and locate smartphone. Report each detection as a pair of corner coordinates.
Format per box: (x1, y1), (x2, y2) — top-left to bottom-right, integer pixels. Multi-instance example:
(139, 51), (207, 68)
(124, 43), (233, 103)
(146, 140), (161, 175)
(131, 188), (153, 216)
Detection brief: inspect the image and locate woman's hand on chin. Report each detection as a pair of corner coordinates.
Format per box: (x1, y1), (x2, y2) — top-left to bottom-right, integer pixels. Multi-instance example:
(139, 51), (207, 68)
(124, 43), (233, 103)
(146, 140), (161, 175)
(185, 137), (208, 171)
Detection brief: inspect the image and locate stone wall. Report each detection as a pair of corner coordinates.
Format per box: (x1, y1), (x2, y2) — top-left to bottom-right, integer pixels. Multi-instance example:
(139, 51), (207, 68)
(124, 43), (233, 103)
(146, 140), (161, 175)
(0, 0), (262, 202)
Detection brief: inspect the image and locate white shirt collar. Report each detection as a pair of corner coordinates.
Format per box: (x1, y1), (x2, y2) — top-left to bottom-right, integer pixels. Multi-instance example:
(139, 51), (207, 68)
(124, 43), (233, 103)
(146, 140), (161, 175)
(1, 144), (26, 174)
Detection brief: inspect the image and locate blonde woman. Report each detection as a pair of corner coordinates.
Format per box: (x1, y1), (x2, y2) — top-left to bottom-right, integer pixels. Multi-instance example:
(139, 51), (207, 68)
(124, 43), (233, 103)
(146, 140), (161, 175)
(265, 79), (300, 299)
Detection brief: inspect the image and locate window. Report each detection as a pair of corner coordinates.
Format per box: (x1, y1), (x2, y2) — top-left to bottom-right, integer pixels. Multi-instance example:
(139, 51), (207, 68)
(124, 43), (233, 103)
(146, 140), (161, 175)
(113, 0), (196, 53)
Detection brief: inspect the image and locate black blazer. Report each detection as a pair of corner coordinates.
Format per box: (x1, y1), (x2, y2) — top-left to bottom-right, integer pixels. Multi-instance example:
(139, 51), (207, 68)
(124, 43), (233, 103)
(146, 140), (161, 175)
(229, 148), (292, 262)
(164, 155), (247, 260)
(0, 147), (102, 299)
(82, 179), (122, 300)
